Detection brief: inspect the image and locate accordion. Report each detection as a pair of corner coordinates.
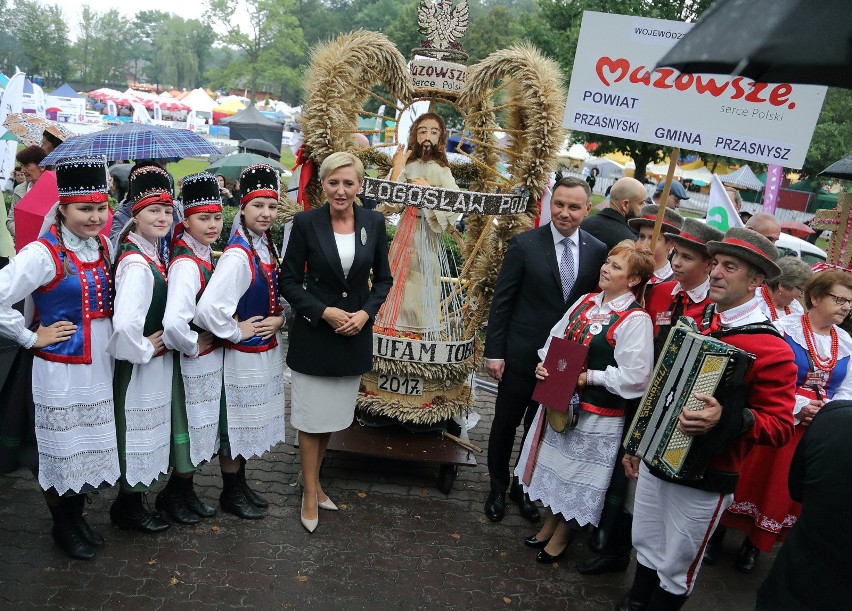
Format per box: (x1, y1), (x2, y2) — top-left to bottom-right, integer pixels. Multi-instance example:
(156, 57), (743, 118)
(624, 321), (754, 481)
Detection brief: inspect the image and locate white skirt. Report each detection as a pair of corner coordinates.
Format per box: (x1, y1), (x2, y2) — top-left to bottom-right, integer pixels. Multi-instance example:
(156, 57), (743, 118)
(123, 352), (173, 488)
(223, 337), (286, 459)
(515, 406), (624, 527)
(180, 347), (224, 467)
(290, 370), (360, 434)
(32, 318), (120, 495)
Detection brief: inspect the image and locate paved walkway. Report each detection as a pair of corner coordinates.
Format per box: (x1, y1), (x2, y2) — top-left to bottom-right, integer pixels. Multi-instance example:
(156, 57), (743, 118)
(0, 380), (772, 610)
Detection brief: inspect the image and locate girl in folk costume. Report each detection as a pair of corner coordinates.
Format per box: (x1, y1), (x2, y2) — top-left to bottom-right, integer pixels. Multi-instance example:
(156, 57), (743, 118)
(195, 163), (286, 520)
(754, 256), (811, 322)
(515, 240), (654, 564)
(0, 157), (120, 560)
(158, 173), (224, 524)
(718, 270), (852, 572)
(106, 166), (174, 534)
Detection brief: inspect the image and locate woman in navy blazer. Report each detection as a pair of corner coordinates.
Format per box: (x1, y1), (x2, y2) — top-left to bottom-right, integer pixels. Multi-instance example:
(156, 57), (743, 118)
(279, 152), (392, 532)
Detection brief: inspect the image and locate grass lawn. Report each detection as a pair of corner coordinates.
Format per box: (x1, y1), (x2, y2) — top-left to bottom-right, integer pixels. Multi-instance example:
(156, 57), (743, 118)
(167, 150), (297, 183)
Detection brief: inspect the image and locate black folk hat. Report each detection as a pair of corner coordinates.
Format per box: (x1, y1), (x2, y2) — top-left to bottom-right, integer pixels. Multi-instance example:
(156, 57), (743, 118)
(239, 163), (279, 207)
(181, 172), (223, 216)
(706, 227), (782, 280)
(56, 156), (109, 204)
(665, 218), (725, 256)
(129, 165), (173, 214)
(628, 203), (685, 234)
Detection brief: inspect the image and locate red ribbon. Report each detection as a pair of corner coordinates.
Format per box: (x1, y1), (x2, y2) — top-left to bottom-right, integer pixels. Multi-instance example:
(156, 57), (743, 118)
(184, 203), (223, 216)
(132, 191), (173, 214)
(59, 192), (109, 204)
(293, 144), (315, 211)
(240, 189), (279, 206)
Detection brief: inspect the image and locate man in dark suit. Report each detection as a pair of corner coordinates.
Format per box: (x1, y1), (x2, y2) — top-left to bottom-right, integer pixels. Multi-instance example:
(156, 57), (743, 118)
(580, 176), (644, 251)
(483, 176), (607, 522)
(756, 400), (852, 611)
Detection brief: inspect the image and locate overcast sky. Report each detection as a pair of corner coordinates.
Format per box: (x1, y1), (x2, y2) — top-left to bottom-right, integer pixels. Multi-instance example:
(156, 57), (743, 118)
(61, 2), (217, 39)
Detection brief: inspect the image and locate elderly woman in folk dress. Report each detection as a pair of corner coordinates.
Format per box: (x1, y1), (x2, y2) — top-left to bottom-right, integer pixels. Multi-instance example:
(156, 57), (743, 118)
(279, 152), (392, 533)
(754, 256), (812, 322)
(515, 240), (654, 563)
(716, 269), (852, 573)
(194, 163), (287, 520)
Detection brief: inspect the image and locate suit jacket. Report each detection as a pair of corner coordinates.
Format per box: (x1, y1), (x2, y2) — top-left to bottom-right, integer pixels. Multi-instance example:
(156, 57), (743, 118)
(484, 224), (607, 377)
(279, 203), (393, 377)
(580, 207), (637, 251)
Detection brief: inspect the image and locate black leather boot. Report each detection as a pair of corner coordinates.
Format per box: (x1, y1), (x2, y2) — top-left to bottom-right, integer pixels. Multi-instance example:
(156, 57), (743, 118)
(702, 525), (725, 565)
(238, 460), (269, 508)
(735, 537), (760, 573)
(220, 472), (265, 519)
(580, 511), (632, 575)
(614, 563), (659, 611)
(184, 480), (216, 518)
(49, 499), (95, 561)
(484, 489), (506, 522)
(69, 494), (105, 547)
(509, 476), (540, 523)
(110, 491), (170, 533)
(647, 586), (688, 611)
(155, 475), (201, 525)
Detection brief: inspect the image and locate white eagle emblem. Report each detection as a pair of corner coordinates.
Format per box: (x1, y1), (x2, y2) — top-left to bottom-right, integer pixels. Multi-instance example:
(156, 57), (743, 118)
(557, 359), (568, 373)
(417, 0), (470, 59)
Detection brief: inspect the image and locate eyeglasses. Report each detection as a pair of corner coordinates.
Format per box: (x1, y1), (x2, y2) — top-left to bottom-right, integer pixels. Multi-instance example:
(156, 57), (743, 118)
(825, 293), (852, 306)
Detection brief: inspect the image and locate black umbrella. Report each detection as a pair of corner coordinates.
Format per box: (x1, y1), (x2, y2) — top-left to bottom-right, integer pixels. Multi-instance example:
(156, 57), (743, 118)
(238, 138), (280, 158)
(656, 0), (852, 89)
(821, 154), (852, 181)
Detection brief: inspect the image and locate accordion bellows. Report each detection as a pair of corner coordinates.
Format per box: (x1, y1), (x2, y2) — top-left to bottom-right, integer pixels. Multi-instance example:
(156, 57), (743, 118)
(624, 321), (754, 480)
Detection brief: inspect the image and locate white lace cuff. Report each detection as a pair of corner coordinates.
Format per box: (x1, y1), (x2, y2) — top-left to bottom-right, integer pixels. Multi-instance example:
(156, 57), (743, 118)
(17, 327), (37, 349)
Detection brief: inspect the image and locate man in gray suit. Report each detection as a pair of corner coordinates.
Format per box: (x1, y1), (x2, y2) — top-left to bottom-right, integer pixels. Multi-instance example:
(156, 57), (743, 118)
(484, 177), (608, 522)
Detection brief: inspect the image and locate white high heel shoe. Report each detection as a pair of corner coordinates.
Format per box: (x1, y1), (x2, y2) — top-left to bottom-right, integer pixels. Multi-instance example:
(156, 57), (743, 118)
(300, 492), (318, 533)
(298, 472), (338, 511)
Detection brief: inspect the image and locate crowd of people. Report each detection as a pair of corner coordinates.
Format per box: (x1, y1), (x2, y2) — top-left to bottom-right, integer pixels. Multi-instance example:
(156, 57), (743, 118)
(0, 139), (849, 610)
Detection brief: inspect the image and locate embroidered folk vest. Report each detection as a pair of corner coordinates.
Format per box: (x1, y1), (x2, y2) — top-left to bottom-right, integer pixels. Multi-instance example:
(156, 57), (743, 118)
(224, 232), (283, 353)
(31, 227), (112, 364)
(561, 294), (644, 417)
(116, 238), (169, 356)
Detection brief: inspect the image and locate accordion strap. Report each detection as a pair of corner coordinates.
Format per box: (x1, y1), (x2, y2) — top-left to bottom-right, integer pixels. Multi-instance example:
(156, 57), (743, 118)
(711, 322), (783, 339)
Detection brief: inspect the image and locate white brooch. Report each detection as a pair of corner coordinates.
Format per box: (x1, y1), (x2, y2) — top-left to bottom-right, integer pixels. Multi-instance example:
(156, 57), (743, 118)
(361, 227), (367, 245)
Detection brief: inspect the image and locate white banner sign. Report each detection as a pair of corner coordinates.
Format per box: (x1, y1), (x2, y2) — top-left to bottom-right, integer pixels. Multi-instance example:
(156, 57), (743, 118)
(563, 12), (827, 168)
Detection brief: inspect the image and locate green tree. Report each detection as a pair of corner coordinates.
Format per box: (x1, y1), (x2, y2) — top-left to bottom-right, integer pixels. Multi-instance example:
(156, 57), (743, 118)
(205, 0), (306, 102)
(14, 1), (71, 83)
(296, 0), (348, 45)
(801, 88), (852, 181)
(0, 0), (22, 73)
(464, 5), (521, 63)
(152, 17), (215, 89)
(130, 10), (170, 83)
(72, 9), (132, 87)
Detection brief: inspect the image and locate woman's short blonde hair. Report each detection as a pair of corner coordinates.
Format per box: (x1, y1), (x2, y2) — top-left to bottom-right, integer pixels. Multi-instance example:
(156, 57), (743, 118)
(319, 151), (364, 182)
(804, 268), (852, 309)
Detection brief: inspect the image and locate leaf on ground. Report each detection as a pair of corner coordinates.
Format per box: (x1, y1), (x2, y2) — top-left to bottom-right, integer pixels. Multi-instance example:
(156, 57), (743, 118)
(169, 575), (181, 586)
(357, 491), (367, 498)
(339, 503), (348, 510)
(148, 559), (157, 565)
(296, 575), (308, 584)
(450, 533), (461, 540)
(503, 596), (512, 604)
(499, 551), (509, 558)
(211, 525), (220, 532)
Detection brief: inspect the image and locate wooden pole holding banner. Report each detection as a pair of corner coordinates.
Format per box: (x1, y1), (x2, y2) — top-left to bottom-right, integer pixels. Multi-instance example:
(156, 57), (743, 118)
(648, 146), (681, 253)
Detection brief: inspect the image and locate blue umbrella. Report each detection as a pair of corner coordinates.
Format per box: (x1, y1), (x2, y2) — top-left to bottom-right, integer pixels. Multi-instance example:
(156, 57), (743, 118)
(40, 123), (221, 165)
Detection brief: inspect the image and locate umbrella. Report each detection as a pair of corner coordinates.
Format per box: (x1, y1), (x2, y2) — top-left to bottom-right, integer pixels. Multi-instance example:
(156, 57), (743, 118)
(238, 138), (280, 158)
(656, 0), (851, 89)
(206, 152), (287, 181)
(0, 130), (18, 142)
(821, 154), (852, 181)
(3, 113), (75, 147)
(780, 221), (815, 239)
(40, 123), (221, 165)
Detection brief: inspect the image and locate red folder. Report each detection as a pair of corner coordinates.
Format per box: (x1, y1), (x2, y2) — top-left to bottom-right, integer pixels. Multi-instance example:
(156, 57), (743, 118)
(531, 336), (588, 413)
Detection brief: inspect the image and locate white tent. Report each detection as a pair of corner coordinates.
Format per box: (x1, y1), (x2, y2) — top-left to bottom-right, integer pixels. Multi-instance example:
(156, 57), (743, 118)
(681, 165), (714, 186)
(646, 161), (684, 178)
(181, 88), (217, 114)
(720, 165), (764, 191)
(583, 156), (625, 179)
